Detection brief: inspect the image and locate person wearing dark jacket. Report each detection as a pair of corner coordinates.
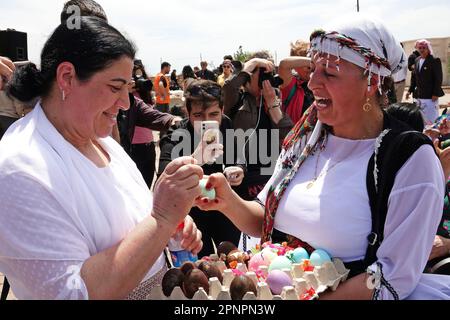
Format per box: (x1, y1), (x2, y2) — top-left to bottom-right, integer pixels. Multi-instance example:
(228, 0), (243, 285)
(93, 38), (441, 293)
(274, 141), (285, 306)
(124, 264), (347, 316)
(158, 80), (246, 257)
(406, 40), (445, 123)
(196, 61), (217, 82)
(118, 92), (178, 188)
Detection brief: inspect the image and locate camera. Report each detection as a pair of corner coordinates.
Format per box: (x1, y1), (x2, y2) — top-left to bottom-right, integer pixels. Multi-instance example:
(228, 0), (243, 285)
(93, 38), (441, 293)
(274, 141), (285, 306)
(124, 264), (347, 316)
(258, 67), (283, 89)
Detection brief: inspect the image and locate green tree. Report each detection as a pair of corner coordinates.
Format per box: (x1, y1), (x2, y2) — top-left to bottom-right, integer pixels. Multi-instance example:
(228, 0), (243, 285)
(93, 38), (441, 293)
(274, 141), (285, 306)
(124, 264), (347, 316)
(233, 45), (252, 63)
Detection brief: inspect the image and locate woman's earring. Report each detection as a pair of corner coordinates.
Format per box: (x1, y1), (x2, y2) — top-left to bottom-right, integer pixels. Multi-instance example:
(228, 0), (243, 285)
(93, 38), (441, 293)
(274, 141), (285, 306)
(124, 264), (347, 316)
(62, 90), (66, 101)
(363, 98), (372, 112)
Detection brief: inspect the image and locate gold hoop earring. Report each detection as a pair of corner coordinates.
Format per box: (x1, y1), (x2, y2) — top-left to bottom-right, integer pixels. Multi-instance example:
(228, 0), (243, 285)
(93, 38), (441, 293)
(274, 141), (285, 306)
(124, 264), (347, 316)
(362, 98), (371, 112)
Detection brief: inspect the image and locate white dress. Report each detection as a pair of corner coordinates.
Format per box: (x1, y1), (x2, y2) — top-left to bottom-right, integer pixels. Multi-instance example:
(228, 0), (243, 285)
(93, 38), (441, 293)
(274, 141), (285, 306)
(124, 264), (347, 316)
(258, 133), (450, 299)
(0, 103), (165, 299)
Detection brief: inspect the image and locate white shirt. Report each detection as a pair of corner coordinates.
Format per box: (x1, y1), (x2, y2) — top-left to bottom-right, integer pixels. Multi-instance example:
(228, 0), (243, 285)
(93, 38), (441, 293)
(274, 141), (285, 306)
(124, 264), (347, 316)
(392, 64), (408, 83)
(0, 103), (165, 299)
(418, 58), (426, 72)
(267, 134), (374, 262)
(258, 132), (449, 299)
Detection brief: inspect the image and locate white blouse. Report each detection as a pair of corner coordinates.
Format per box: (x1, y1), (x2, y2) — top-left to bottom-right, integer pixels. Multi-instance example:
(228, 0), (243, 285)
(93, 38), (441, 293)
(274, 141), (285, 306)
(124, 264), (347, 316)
(258, 132), (450, 299)
(0, 103), (165, 299)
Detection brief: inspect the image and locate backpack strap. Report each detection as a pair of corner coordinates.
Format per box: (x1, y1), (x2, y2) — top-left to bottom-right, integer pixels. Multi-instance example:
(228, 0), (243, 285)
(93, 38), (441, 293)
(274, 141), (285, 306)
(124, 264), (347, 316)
(364, 115), (435, 269)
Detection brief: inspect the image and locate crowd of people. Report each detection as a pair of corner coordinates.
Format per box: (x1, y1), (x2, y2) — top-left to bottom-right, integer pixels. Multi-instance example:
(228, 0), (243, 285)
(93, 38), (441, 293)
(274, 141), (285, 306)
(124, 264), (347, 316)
(0, 0), (449, 300)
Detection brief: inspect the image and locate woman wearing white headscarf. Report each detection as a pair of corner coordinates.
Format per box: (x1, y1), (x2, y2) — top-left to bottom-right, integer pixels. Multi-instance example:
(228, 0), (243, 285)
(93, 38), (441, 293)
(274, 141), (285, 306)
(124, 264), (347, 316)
(195, 16), (450, 299)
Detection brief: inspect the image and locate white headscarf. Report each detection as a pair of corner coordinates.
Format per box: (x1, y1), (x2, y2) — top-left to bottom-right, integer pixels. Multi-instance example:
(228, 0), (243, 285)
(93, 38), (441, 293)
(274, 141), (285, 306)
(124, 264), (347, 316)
(415, 39), (434, 56)
(310, 16), (407, 92)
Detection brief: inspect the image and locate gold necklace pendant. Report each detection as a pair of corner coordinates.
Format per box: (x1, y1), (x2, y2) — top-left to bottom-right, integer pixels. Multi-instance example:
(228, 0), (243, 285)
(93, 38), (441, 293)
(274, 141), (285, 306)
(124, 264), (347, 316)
(306, 180), (315, 189)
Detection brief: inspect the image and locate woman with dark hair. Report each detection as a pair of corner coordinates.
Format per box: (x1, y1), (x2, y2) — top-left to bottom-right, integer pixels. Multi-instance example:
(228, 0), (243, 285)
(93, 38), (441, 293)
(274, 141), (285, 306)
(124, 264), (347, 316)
(127, 60), (159, 189)
(197, 17), (450, 299)
(385, 102), (425, 132)
(0, 17), (202, 300)
(182, 65), (197, 95)
(170, 69), (180, 90)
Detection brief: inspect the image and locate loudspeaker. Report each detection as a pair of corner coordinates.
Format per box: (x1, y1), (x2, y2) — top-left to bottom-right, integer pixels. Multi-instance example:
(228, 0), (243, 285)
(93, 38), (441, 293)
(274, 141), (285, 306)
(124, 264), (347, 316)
(0, 29), (28, 61)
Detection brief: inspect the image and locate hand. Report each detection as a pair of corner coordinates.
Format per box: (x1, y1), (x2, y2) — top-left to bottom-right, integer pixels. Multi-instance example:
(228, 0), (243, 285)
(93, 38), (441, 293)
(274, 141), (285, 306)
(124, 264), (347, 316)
(433, 139), (450, 178)
(152, 157), (203, 227)
(423, 127), (440, 141)
(171, 116), (183, 126)
(244, 58), (275, 75)
(432, 96), (439, 102)
(438, 118), (450, 135)
(0, 56), (15, 91)
(194, 173), (235, 213)
(405, 92), (411, 100)
(191, 128), (224, 165)
(429, 235), (450, 261)
(223, 166), (244, 186)
(262, 80), (277, 109)
(179, 215), (203, 255)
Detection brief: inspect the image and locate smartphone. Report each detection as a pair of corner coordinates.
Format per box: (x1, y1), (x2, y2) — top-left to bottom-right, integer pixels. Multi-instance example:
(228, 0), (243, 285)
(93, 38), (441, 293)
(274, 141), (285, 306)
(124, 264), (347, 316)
(201, 121), (220, 145)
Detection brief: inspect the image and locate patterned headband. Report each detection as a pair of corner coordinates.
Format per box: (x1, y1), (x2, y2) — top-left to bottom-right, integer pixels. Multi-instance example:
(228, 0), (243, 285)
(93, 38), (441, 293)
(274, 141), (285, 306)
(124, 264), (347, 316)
(310, 30), (392, 93)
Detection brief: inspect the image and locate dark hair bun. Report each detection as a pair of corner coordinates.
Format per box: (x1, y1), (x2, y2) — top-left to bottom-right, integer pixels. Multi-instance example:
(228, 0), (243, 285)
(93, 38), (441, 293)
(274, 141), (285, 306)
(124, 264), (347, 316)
(7, 63), (43, 102)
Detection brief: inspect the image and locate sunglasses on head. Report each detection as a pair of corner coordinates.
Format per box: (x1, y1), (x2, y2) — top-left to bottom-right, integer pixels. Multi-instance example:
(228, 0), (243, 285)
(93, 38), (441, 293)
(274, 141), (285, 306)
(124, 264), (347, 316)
(188, 85), (221, 98)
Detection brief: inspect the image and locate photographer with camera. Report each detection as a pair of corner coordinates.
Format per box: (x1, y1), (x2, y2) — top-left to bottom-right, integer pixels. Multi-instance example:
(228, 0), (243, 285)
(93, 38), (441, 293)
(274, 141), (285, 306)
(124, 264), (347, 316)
(222, 52), (293, 201)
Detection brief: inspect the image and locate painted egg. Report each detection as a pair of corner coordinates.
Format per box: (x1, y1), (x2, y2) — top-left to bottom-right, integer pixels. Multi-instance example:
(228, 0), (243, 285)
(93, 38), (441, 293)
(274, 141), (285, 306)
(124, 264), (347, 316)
(248, 252), (270, 272)
(266, 270), (292, 295)
(268, 255), (293, 272)
(291, 247), (310, 263)
(199, 179), (216, 200)
(310, 249), (332, 267)
(260, 247), (278, 264)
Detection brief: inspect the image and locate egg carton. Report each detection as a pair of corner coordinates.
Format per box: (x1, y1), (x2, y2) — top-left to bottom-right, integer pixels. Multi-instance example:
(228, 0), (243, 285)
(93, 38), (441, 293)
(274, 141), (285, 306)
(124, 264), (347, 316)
(146, 257), (350, 300)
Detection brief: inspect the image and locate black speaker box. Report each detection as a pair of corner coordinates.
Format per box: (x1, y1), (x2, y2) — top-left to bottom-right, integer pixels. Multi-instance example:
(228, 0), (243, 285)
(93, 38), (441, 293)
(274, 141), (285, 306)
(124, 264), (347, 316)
(0, 29), (28, 61)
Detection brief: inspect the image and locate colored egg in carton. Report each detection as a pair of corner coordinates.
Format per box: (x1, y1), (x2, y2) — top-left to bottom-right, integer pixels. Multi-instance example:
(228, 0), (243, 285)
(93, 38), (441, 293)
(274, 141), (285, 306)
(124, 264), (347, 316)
(147, 256), (350, 301)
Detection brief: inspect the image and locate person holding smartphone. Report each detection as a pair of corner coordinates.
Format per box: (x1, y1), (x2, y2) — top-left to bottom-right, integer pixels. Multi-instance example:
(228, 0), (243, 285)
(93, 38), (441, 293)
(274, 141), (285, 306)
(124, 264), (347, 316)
(158, 80), (246, 257)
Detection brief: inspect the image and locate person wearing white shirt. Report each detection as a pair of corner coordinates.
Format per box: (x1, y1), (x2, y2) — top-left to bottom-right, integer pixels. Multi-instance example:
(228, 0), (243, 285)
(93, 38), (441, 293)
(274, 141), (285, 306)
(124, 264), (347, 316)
(195, 17), (450, 299)
(0, 17), (203, 300)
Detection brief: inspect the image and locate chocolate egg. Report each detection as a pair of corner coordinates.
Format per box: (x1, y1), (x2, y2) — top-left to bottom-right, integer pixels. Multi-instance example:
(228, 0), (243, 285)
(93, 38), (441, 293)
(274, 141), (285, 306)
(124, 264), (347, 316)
(230, 275), (257, 300)
(180, 261), (197, 275)
(198, 261), (223, 284)
(217, 241), (238, 257)
(226, 249), (250, 268)
(182, 269), (210, 299)
(266, 270), (292, 295)
(161, 268), (185, 297)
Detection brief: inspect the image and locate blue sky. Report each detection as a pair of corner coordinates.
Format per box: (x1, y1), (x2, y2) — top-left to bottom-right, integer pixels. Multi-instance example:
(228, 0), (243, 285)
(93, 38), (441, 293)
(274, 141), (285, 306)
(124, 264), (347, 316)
(1, 0), (449, 75)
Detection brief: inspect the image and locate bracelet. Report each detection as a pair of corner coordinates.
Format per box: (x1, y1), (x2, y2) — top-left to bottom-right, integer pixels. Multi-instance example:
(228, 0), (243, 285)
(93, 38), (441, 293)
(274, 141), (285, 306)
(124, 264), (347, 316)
(268, 100), (281, 111)
(268, 105), (280, 111)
